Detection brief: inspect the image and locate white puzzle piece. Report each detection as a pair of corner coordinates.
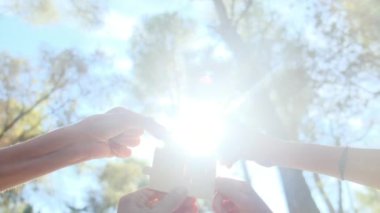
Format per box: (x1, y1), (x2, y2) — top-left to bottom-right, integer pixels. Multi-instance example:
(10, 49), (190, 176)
(147, 146), (216, 200)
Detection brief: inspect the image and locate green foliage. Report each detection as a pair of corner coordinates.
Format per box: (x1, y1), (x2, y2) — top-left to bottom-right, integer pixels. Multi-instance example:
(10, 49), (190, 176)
(0, 2), (144, 213)
(342, 0), (380, 47)
(0, 49), (91, 146)
(0, 43), (139, 213)
(129, 12), (237, 114)
(87, 160), (148, 213)
(0, 49), (100, 210)
(0, 0), (106, 27)
(0, 99), (43, 146)
(127, 1), (380, 212)
(356, 188), (380, 212)
(129, 13), (195, 107)
(0, 199), (33, 213)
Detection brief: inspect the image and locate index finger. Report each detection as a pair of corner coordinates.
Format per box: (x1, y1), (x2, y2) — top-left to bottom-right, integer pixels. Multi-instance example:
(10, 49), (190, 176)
(103, 108), (170, 140)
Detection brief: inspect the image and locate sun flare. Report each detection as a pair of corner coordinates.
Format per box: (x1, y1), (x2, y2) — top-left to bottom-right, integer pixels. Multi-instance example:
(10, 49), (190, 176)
(168, 100), (226, 157)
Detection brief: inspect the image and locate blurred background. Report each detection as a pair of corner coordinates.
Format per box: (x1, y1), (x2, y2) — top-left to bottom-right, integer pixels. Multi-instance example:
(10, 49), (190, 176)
(0, 0), (380, 212)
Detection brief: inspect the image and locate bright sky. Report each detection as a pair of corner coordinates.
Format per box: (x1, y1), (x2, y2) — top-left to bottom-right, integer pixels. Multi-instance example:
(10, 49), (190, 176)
(0, 2), (288, 211)
(1, 0), (378, 212)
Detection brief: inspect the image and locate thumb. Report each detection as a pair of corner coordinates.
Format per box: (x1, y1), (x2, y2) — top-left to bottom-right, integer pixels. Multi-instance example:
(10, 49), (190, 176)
(154, 187), (188, 212)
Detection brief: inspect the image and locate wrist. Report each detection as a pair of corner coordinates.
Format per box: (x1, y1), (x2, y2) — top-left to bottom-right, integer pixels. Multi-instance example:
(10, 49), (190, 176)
(248, 134), (289, 167)
(52, 126), (96, 163)
(264, 138), (292, 167)
(63, 124), (113, 161)
(271, 141), (311, 169)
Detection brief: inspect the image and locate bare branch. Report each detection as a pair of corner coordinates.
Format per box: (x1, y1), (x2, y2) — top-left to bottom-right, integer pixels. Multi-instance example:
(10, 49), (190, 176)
(349, 78), (380, 96)
(0, 88), (56, 140)
(229, 0), (237, 20)
(234, 0), (252, 27)
(338, 180), (343, 213)
(212, 0), (246, 56)
(11, 119), (42, 144)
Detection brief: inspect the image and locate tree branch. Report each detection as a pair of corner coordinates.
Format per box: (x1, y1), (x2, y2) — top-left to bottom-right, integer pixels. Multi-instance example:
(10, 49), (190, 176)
(211, 0), (320, 212)
(212, 0), (246, 56)
(11, 119), (42, 144)
(0, 88), (56, 140)
(234, 0), (252, 27)
(313, 173), (335, 213)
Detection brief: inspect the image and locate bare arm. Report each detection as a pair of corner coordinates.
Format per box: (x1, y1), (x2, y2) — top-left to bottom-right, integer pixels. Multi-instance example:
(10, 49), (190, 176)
(221, 129), (380, 189)
(0, 107), (164, 191)
(271, 141), (380, 188)
(0, 128), (90, 191)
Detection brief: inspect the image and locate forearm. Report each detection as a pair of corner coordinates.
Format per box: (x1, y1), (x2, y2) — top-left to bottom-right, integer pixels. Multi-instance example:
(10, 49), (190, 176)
(0, 127), (76, 162)
(0, 107), (150, 191)
(272, 142), (380, 188)
(0, 128), (89, 191)
(273, 143), (342, 177)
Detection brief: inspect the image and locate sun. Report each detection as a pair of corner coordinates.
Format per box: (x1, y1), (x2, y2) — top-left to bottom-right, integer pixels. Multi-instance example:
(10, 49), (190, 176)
(168, 99), (226, 157)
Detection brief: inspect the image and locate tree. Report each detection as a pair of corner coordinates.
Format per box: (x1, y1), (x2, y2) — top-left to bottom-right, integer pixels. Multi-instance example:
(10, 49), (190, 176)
(0, 0), (150, 209)
(128, 5), (319, 213)
(0, 49), (108, 211)
(356, 187), (380, 212)
(211, 1), (319, 212)
(129, 12), (195, 111)
(127, 0), (380, 212)
(86, 159), (148, 213)
(0, 3), (97, 207)
(0, 0), (106, 27)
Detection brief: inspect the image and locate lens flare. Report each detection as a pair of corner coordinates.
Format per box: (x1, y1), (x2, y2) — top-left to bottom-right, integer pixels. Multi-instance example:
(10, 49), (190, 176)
(169, 100), (225, 157)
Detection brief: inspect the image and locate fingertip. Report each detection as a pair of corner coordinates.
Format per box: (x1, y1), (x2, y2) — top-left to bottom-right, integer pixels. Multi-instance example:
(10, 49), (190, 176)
(212, 193), (223, 213)
(117, 148), (132, 158)
(128, 138), (141, 147)
(106, 107), (128, 114)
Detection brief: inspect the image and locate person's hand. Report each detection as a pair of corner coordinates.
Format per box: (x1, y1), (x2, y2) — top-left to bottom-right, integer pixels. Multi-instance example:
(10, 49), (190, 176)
(64, 107), (167, 159)
(218, 122), (282, 167)
(213, 178), (271, 213)
(117, 188), (198, 213)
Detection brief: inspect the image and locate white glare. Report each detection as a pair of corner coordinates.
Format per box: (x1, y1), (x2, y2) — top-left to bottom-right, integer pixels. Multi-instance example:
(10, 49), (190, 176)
(348, 117), (363, 129)
(170, 100), (225, 157)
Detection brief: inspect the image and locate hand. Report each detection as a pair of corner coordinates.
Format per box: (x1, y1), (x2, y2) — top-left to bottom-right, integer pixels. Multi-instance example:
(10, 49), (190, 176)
(117, 188), (198, 213)
(65, 107), (167, 159)
(219, 122), (282, 167)
(213, 178), (271, 213)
